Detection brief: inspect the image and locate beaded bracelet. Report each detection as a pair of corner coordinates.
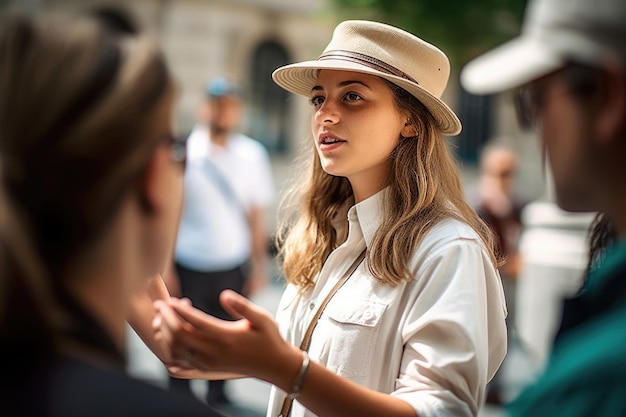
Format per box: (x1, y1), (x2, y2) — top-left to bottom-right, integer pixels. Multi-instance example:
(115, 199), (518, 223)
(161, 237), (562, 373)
(287, 350), (310, 399)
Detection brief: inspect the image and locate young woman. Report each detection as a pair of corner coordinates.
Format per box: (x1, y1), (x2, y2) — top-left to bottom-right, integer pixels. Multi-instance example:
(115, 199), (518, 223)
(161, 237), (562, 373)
(154, 20), (507, 417)
(0, 11), (223, 416)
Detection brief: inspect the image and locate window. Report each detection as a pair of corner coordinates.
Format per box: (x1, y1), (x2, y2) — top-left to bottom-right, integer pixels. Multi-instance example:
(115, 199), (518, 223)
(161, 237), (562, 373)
(248, 41), (291, 153)
(455, 88), (493, 164)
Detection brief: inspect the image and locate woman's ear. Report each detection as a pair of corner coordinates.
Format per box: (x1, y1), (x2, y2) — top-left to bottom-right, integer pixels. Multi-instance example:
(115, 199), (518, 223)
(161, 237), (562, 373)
(595, 58), (626, 144)
(401, 121), (417, 138)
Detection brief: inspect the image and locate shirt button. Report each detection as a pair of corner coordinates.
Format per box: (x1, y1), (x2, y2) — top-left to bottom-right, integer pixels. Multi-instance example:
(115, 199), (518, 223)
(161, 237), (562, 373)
(309, 302), (316, 310)
(364, 310), (373, 320)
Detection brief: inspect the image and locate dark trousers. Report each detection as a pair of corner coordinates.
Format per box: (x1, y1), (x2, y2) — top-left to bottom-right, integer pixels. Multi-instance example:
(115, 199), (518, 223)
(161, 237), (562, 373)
(169, 262), (247, 404)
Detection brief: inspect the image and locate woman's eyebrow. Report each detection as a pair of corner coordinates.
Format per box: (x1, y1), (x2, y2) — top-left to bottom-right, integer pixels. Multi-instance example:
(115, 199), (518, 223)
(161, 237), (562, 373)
(311, 80), (371, 93)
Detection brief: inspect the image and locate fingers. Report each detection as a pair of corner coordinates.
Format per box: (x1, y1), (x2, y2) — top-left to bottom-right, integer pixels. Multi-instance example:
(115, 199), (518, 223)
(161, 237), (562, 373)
(151, 312), (162, 341)
(219, 289), (271, 329)
(219, 289), (247, 320)
(155, 294), (278, 377)
(153, 300), (188, 365)
(167, 298), (224, 330)
(155, 299), (234, 370)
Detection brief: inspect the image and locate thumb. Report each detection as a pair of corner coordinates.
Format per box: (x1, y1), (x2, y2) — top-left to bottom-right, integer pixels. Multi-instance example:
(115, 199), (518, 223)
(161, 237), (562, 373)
(219, 289), (269, 329)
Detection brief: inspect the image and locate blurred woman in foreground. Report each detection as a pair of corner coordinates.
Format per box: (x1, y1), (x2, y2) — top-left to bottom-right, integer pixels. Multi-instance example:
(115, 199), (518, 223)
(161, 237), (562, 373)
(0, 11), (222, 416)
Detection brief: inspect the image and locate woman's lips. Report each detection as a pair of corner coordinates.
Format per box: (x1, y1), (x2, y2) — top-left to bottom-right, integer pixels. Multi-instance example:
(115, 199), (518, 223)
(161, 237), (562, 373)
(318, 133), (346, 151)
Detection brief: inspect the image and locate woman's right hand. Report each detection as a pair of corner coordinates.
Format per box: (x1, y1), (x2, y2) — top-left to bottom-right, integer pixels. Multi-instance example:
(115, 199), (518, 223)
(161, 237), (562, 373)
(153, 290), (302, 391)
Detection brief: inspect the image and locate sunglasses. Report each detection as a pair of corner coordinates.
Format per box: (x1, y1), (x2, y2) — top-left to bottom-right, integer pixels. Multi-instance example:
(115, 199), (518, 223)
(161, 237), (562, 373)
(514, 63), (602, 132)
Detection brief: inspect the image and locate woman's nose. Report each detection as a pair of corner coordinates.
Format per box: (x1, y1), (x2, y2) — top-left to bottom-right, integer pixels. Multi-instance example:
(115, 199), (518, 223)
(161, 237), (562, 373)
(314, 101), (339, 125)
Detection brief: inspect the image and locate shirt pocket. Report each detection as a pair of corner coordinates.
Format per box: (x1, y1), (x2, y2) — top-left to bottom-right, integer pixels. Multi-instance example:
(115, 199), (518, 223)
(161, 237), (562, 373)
(323, 298), (387, 378)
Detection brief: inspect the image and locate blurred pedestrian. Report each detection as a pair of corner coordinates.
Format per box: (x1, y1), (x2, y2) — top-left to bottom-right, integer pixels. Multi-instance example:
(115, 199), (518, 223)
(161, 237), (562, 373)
(475, 144), (524, 285)
(165, 76), (275, 406)
(154, 20), (507, 417)
(462, 0), (626, 415)
(0, 10), (224, 416)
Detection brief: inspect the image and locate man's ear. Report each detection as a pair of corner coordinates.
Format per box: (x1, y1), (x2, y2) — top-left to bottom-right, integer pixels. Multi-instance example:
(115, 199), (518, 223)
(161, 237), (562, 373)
(137, 147), (168, 215)
(595, 58), (626, 143)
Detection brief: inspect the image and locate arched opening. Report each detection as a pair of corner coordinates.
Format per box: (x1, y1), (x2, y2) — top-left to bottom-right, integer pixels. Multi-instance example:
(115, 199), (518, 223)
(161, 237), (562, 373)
(248, 40), (291, 154)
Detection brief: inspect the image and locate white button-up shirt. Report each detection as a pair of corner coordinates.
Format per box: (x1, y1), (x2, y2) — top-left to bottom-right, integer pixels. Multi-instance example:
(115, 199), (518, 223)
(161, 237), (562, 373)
(267, 190), (507, 417)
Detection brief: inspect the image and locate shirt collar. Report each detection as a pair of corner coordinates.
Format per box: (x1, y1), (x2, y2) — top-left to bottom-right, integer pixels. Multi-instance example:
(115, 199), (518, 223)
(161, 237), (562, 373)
(334, 187), (387, 249)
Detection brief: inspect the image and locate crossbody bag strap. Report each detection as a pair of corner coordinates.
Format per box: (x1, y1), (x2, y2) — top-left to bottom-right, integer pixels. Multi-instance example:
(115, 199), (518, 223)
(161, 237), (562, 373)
(278, 248), (367, 417)
(204, 158), (248, 220)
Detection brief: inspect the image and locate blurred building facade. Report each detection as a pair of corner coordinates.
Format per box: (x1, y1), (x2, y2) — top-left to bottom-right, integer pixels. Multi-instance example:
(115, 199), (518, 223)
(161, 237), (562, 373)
(1, 0), (338, 228)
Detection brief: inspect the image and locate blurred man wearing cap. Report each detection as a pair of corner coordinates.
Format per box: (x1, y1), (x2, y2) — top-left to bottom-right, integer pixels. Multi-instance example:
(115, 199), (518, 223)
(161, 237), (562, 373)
(166, 76), (275, 406)
(462, 0), (626, 415)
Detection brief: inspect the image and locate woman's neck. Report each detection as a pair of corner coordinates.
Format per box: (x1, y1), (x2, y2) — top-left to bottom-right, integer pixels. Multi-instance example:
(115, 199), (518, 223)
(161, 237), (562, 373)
(68, 271), (128, 353)
(350, 178), (386, 203)
(209, 127), (229, 147)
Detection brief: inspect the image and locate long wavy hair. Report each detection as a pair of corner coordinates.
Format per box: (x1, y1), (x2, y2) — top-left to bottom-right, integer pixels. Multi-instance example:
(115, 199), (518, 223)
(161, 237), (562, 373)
(278, 79), (498, 290)
(0, 12), (172, 355)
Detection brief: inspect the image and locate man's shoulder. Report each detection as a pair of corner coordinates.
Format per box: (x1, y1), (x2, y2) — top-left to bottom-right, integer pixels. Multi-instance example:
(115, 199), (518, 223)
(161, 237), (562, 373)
(229, 132), (271, 160)
(509, 310), (626, 417)
(231, 132), (266, 148)
(536, 300), (626, 391)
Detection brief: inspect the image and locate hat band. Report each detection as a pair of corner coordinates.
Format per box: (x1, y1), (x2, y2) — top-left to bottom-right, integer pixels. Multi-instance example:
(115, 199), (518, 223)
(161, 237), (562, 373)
(318, 50), (419, 85)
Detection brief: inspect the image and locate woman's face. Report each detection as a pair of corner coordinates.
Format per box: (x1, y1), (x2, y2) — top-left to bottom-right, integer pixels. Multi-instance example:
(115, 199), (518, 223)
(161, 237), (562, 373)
(146, 88), (185, 276)
(310, 70), (408, 201)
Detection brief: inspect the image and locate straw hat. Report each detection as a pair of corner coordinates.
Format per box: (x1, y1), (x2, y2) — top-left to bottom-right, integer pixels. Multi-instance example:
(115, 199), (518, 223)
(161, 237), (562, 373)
(272, 20), (462, 136)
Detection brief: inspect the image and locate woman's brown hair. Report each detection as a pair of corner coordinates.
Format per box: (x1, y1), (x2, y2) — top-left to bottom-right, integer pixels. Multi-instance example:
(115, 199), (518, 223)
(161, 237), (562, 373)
(278, 78), (497, 290)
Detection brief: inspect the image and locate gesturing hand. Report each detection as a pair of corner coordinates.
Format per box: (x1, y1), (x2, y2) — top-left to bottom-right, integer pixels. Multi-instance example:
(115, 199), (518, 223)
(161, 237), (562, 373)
(153, 290), (302, 387)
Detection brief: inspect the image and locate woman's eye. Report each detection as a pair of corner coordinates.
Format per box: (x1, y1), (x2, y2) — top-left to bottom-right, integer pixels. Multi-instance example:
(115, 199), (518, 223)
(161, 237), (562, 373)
(310, 96), (324, 106)
(345, 92), (362, 102)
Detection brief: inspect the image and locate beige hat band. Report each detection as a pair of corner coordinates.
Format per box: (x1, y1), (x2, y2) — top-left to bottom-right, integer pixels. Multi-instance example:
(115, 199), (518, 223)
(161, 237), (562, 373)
(319, 50), (419, 85)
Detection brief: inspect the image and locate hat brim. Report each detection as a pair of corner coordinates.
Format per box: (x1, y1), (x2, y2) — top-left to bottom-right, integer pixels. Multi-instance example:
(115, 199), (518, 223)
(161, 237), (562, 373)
(272, 59), (462, 136)
(461, 37), (565, 95)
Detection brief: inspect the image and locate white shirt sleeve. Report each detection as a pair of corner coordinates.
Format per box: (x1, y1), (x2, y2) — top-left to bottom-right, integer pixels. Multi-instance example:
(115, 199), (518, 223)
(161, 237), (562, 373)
(395, 236), (507, 417)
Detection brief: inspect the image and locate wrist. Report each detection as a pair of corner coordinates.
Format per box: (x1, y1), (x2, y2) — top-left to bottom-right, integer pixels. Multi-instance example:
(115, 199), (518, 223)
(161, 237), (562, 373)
(286, 350), (310, 399)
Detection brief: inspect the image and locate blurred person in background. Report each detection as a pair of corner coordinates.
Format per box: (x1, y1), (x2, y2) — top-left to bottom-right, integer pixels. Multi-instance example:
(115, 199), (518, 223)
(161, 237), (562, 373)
(153, 20), (507, 417)
(0, 9), (224, 416)
(475, 144), (524, 286)
(473, 143), (525, 405)
(164, 76), (275, 406)
(462, 0), (626, 415)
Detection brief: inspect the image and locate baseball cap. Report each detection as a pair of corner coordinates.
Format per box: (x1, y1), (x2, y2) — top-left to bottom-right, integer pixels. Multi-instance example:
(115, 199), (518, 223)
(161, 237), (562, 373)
(461, 0), (626, 94)
(205, 76), (245, 98)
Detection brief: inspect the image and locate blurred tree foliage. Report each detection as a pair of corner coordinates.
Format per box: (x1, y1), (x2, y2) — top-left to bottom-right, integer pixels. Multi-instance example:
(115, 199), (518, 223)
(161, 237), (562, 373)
(329, 0), (527, 70)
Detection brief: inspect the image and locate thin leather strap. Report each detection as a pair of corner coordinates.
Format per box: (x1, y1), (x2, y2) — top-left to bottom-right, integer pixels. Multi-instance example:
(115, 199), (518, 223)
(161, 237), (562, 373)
(278, 249), (367, 417)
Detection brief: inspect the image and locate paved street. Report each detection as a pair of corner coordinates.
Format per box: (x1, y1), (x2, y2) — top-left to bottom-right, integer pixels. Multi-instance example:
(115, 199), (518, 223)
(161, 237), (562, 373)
(127, 279), (533, 417)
